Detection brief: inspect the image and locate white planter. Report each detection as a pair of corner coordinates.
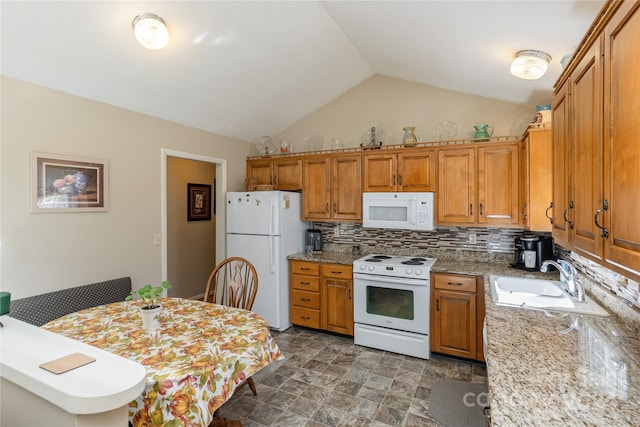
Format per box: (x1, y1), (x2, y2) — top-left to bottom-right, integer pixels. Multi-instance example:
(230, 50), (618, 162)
(139, 305), (162, 331)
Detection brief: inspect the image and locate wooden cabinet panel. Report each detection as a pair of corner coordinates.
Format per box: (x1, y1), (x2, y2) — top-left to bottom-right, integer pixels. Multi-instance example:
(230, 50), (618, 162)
(322, 277), (353, 336)
(246, 159), (272, 186)
(290, 261), (320, 276)
(570, 40), (603, 259)
(273, 158), (302, 190)
(363, 149), (436, 192)
(521, 129), (553, 232)
(433, 274), (477, 292)
(398, 150), (436, 192)
(552, 80), (571, 247)
(478, 144), (519, 226)
(433, 289), (477, 359)
(431, 273), (484, 362)
(290, 260), (354, 336)
(246, 158), (302, 190)
(302, 157), (331, 220)
(437, 148), (476, 224)
(291, 289), (320, 309)
(291, 307), (320, 329)
(303, 154), (361, 222)
(331, 155), (362, 221)
(362, 153), (396, 192)
(603, 0), (640, 274)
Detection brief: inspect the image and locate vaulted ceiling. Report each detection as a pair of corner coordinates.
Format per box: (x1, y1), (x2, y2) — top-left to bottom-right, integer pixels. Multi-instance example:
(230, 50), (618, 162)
(1, 1), (604, 142)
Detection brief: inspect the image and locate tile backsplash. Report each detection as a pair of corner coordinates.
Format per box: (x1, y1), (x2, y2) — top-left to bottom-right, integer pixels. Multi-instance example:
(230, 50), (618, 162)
(312, 222), (538, 254)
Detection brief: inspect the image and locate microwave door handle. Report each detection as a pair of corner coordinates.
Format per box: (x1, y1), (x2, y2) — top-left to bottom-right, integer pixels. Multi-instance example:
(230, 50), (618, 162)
(408, 200), (417, 225)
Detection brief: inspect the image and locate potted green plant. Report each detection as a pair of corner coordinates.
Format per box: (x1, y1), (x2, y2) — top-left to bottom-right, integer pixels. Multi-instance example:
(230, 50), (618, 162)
(126, 281), (171, 330)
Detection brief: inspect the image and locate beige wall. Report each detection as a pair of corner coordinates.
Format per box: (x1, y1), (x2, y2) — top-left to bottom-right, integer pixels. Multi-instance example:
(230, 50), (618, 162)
(166, 157), (216, 299)
(273, 74), (534, 150)
(0, 77), (249, 299)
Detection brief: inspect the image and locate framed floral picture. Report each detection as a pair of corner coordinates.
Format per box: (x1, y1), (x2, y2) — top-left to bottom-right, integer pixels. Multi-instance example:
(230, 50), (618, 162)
(187, 183), (211, 221)
(31, 152), (109, 213)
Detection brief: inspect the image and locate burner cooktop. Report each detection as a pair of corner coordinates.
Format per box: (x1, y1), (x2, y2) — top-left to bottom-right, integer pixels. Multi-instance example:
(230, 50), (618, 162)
(353, 254), (437, 279)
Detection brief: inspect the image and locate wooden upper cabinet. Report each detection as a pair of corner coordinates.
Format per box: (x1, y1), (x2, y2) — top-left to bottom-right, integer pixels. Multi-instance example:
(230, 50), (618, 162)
(273, 158), (303, 190)
(552, 79), (571, 247)
(398, 150), (436, 192)
(331, 154), (362, 221)
(570, 37), (603, 259)
(362, 153), (396, 192)
(478, 144), (519, 226)
(603, 0), (640, 274)
(302, 156), (331, 220)
(437, 147), (476, 224)
(246, 159), (272, 186)
(437, 142), (519, 227)
(246, 157), (302, 190)
(303, 154), (361, 222)
(521, 129), (553, 232)
(363, 149), (435, 192)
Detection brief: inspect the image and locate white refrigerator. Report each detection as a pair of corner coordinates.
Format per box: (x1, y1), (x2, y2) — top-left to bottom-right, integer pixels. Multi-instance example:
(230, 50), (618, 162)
(226, 191), (306, 331)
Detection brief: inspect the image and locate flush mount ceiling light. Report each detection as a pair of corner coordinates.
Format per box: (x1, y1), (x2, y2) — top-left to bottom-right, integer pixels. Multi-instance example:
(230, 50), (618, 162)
(510, 50), (552, 80)
(132, 13), (169, 50)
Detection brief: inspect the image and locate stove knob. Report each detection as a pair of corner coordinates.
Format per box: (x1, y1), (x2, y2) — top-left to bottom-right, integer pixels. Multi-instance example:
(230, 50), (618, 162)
(367, 265), (375, 272)
(414, 269), (423, 276)
(405, 268), (413, 275)
(360, 264), (366, 271)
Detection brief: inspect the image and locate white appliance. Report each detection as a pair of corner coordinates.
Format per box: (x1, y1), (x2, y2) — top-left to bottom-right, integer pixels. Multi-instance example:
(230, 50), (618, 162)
(362, 192), (435, 231)
(226, 191), (306, 331)
(353, 254), (437, 359)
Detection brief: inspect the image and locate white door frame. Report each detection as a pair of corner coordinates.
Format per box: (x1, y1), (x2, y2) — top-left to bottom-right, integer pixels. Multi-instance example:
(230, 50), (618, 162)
(160, 149), (227, 281)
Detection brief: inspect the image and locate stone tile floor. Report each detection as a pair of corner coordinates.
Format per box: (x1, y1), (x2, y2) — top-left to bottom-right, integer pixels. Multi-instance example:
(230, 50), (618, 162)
(217, 327), (488, 427)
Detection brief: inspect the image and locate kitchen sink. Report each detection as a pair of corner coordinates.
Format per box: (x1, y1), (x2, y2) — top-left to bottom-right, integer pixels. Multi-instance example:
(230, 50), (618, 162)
(489, 275), (609, 317)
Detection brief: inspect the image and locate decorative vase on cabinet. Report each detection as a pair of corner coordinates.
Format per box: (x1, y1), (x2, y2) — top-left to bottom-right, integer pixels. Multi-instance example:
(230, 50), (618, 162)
(402, 126), (417, 147)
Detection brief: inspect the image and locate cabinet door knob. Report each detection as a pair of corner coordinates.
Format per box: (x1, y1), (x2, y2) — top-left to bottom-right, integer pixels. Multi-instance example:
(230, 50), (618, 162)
(447, 282), (463, 286)
(436, 298), (440, 311)
(301, 298), (311, 302)
(479, 203), (483, 216)
(470, 204), (473, 216)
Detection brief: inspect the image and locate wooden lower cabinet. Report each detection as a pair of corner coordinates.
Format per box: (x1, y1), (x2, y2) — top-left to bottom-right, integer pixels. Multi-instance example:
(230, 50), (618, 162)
(289, 260), (353, 336)
(430, 273), (485, 362)
(321, 264), (353, 336)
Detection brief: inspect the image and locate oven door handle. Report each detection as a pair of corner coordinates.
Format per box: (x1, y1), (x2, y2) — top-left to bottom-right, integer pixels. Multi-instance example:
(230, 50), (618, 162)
(353, 273), (428, 286)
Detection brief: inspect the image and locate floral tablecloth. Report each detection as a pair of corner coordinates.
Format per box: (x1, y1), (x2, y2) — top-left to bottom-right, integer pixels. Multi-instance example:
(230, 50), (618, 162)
(42, 298), (283, 427)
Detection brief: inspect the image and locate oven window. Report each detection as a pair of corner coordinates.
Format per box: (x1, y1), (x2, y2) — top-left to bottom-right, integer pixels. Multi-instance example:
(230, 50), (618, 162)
(366, 286), (414, 320)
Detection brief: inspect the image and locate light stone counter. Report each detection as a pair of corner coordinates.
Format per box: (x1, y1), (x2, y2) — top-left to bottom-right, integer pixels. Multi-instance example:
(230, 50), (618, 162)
(433, 258), (640, 426)
(288, 251), (640, 425)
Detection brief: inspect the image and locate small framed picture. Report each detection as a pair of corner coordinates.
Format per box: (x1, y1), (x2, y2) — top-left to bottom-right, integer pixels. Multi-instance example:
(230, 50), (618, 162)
(187, 183), (211, 221)
(31, 152), (109, 213)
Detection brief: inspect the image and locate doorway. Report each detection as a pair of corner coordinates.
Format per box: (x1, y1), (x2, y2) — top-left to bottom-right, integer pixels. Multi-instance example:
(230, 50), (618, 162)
(161, 149), (227, 299)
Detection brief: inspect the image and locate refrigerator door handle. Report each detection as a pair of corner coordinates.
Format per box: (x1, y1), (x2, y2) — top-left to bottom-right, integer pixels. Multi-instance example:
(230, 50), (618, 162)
(270, 200), (277, 235)
(270, 236), (277, 273)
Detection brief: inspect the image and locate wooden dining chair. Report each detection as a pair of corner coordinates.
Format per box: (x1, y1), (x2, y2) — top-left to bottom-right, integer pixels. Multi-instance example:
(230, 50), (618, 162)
(203, 256), (259, 395)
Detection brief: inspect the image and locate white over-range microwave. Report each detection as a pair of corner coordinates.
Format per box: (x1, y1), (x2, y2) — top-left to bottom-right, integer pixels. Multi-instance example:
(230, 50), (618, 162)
(362, 192), (435, 231)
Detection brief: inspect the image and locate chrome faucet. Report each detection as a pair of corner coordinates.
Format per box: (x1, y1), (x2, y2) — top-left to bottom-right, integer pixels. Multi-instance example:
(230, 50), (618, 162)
(540, 260), (585, 303)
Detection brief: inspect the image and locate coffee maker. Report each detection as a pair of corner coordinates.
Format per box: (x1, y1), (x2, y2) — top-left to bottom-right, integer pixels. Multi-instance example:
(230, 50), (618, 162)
(512, 235), (554, 271)
(305, 229), (323, 252)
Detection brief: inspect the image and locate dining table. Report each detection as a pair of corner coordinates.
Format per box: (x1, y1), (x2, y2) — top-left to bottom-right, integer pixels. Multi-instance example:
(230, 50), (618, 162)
(42, 297), (283, 427)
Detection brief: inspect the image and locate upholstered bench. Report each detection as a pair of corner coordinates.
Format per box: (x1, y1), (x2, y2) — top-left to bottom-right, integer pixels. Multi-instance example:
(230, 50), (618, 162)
(8, 277), (132, 326)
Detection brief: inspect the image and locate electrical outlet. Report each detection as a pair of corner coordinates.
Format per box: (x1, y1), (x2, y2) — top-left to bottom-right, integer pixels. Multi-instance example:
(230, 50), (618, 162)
(468, 232), (477, 244)
(334, 225), (340, 237)
(154, 234), (162, 246)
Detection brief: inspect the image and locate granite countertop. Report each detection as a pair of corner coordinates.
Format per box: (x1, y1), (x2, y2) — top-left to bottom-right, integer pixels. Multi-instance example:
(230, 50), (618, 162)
(288, 251), (640, 426)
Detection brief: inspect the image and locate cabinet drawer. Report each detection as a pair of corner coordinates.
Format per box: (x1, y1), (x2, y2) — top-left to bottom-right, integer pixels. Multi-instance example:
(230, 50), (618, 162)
(290, 261), (320, 276)
(433, 274), (477, 293)
(291, 274), (320, 292)
(291, 289), (320, 309)
(321, 264), (352, 279)
(291, 307), (320, 328)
